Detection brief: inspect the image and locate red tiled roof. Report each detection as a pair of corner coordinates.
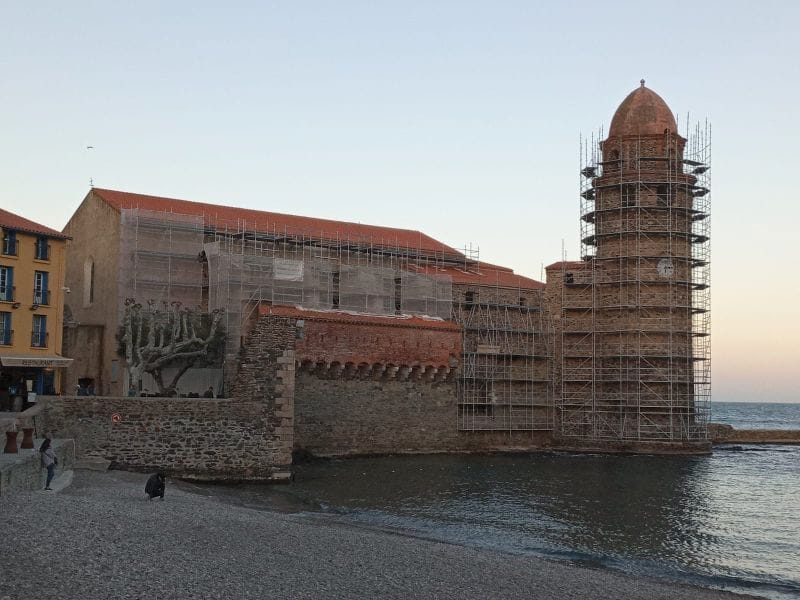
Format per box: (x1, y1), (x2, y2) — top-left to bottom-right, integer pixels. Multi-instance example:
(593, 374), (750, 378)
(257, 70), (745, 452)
(545, 260), (589, 270)
(470, 260), (514, 273)
(0, 208), (69, 240)
(259, 305), (460, 331)
(411, 262), (544, 290)
(90, 188), (463, 258)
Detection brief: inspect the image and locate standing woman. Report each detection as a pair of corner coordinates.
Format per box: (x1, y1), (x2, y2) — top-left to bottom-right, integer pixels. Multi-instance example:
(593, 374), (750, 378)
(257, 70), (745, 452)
(40, 434), (57, 490)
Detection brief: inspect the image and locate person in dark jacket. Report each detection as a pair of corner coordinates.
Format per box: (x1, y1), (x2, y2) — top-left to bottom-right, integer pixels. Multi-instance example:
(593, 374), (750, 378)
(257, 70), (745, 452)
(145, 472), (166, 501)
(40, 434), (57, 490)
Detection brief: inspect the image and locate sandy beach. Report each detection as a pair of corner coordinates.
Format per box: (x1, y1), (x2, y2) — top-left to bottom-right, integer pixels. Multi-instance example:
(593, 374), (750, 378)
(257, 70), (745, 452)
(0, 470), (761, 600)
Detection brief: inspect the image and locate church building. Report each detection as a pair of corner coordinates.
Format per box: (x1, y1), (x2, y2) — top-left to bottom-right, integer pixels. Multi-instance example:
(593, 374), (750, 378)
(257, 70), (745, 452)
(59, 82), (710, 462)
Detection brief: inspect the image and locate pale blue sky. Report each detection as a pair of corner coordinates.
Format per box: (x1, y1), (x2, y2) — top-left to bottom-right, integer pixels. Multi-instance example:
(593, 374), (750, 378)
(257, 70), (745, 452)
(2, 1), (799, 402)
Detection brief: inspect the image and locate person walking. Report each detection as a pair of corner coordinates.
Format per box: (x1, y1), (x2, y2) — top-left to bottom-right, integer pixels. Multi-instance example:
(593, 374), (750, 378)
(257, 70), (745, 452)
(40, 434), (57, 490)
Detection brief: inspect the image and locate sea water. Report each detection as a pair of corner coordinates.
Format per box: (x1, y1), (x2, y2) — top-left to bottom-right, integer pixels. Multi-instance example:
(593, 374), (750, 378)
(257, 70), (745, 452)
(208, 402), (800, 600)
(712, 401), (800, 430)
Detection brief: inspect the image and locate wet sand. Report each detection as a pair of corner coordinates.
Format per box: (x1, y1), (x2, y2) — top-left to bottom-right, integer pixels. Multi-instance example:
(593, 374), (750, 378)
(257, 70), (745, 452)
(0, 470), (762, 600)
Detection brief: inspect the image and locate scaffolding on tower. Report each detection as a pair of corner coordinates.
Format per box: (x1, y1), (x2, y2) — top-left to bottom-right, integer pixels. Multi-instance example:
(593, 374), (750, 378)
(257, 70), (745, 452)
(558, 120), (711, 442)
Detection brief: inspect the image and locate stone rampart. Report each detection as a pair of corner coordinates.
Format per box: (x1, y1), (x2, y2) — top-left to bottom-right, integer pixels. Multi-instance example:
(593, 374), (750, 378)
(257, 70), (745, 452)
(294, 374), (553, 457)
(294, 375), (460, 455)
(39, 396), (289, 481)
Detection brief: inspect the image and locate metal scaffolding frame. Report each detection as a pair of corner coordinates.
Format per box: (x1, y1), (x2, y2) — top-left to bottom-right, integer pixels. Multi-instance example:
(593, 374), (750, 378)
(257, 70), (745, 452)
(119, 210), (457, 361)
(455, 283), (553, 432)
(203, 222), (454, 361)
(118, 209), (205, 315)
(559, 120), (711, 441)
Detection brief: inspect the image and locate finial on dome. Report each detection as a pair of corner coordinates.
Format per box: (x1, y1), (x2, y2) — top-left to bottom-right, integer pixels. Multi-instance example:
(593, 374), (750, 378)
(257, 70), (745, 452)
(640, 79), (645, 87)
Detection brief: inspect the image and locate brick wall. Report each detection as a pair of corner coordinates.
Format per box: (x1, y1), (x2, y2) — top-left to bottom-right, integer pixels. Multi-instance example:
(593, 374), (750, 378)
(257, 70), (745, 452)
(261, 305), (461, 371)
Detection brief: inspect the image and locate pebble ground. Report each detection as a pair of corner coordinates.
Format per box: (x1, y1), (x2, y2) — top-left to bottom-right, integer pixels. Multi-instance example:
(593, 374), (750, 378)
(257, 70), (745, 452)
(0, 470), (761, 600)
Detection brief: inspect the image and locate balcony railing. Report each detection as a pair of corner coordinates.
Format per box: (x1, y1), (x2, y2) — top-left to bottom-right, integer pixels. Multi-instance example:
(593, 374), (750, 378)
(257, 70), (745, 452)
(32, 289), (50, 306)
(0, 285), (15, 302)
(0, 329), (12, 345)
(31, 331), (48, 348)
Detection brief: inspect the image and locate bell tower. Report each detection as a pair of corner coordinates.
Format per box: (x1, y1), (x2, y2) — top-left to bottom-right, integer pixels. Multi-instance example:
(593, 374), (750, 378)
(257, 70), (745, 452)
(559, 81), (711, 444)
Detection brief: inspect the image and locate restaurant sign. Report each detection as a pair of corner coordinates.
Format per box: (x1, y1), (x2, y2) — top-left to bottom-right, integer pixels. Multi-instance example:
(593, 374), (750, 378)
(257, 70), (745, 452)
(0, 356), (74, 368)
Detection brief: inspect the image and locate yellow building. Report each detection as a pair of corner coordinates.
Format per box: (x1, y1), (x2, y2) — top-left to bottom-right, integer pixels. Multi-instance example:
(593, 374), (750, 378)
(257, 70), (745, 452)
(0, 208), (71, 408)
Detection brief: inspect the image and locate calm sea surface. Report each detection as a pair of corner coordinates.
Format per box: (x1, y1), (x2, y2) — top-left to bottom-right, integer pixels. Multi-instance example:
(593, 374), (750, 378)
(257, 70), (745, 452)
(204, 403), (800, 600)
(712, 402), (800, 430)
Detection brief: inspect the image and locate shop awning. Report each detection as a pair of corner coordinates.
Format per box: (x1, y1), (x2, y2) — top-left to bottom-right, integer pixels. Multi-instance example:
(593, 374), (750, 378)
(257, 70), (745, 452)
(0, 355), (74, 368)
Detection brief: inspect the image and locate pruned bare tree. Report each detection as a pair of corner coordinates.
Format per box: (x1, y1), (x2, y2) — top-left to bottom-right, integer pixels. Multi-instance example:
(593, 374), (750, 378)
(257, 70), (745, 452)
(119, 298), (224, 396)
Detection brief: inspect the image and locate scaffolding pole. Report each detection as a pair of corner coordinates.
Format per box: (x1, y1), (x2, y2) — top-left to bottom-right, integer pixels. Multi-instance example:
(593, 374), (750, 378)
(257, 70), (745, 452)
(559, 122), (711, 442)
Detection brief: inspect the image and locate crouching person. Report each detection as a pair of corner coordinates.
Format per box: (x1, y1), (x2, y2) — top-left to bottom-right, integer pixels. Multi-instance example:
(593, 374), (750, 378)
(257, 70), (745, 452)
(145, 472), (166, 501)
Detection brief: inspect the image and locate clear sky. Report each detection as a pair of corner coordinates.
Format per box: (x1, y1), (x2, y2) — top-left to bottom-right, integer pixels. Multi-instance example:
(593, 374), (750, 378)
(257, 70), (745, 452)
(2, 1), (798, 402)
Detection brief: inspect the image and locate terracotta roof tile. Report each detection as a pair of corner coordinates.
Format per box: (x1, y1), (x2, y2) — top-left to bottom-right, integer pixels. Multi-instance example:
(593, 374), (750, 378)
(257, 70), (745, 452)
(413, 262), (543, 290)
(91, 188), (462, 258)
(0, 208), (69, 239)
(545, 260), (589, 270)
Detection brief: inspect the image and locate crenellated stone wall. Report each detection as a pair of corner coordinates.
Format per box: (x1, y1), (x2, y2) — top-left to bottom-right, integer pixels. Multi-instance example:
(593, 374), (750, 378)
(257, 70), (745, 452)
(260, 304), (462, 378)
(252, 307), (552, 456)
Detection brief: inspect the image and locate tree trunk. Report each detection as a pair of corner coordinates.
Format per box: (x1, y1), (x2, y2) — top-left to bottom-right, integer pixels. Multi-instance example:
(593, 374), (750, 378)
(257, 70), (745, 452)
(153, 368), (166, 395)
(166, 363), (194, 396)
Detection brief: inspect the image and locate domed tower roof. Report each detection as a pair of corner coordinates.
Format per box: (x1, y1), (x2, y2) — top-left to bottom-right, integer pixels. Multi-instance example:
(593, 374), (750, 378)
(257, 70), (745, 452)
(608, 80), (677, 137)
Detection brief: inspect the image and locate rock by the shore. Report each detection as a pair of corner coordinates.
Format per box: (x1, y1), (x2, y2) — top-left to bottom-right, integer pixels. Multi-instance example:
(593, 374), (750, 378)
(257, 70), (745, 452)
(0, 470), (760, 600)
(709, 423), (800, 444)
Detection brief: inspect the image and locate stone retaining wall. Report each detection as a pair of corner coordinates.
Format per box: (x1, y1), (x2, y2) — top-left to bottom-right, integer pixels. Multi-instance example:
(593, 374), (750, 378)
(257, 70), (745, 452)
(0, 438), (75, 495)
(39, 396), (288, 481)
